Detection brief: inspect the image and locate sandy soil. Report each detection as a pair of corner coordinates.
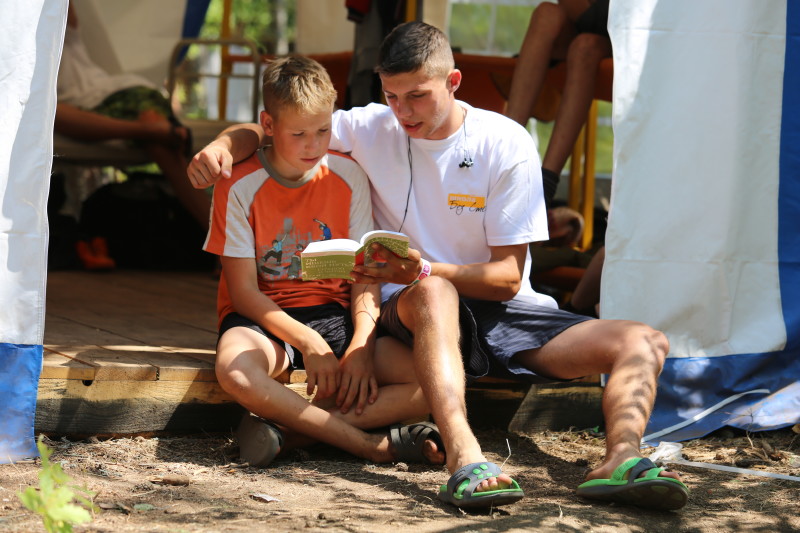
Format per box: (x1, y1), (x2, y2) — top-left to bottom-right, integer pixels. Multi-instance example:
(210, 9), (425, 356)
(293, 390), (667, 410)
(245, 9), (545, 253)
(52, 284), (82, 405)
(2, 419), (798, 533)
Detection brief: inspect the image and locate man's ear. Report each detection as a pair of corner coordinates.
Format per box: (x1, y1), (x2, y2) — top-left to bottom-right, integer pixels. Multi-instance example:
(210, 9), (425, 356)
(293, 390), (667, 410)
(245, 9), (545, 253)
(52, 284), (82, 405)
(447, 69), (463, 94)
(260, 110), (274, 136)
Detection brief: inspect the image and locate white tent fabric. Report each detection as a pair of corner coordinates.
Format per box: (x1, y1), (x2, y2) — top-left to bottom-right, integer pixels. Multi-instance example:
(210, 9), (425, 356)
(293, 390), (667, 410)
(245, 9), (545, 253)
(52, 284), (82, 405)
(0, 0), (66, 462)
(606, 0), (800, 441)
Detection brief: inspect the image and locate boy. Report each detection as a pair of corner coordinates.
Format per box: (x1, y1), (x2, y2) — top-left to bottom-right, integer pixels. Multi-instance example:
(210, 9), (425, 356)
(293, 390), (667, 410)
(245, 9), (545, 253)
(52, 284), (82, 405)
(205, 56), (443, 468)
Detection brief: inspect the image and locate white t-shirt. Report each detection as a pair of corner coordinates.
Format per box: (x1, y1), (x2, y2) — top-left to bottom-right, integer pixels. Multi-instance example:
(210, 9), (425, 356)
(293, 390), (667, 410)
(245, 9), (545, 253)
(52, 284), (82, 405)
(57, 25), (157, 109)
(330, 101), (556, 307)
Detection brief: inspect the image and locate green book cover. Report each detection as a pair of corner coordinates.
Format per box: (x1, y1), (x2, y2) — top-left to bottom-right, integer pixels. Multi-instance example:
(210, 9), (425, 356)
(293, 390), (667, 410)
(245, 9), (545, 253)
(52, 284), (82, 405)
(301, 230), (409, 281)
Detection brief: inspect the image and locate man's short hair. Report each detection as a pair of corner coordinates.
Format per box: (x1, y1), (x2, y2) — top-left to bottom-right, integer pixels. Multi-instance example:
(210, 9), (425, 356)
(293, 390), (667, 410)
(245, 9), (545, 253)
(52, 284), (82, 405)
(376, 21), (454, 79)
(261, 55), (337, 118)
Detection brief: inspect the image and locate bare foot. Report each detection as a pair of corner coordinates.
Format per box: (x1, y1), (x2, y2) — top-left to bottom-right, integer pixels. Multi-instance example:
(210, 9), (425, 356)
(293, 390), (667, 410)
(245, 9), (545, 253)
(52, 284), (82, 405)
(419, 438), (446, 465)
(586, 454), (683, 483)
(448, 456), (516, 493)
(473, 471), (515, 493)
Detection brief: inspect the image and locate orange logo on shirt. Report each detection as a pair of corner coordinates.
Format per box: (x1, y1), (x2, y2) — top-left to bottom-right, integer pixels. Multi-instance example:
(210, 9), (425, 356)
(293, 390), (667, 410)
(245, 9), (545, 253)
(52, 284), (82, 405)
(448, 194), (486, 214)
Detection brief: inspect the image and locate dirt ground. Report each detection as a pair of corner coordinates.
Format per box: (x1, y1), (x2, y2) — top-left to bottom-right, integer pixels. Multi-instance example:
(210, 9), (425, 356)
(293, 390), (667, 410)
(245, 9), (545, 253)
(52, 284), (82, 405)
(2, 416), (799, 533)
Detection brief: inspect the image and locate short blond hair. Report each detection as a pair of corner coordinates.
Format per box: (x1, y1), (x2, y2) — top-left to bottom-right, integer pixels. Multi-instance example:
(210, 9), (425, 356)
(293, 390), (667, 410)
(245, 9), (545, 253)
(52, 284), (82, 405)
(261, 55), (337, 118)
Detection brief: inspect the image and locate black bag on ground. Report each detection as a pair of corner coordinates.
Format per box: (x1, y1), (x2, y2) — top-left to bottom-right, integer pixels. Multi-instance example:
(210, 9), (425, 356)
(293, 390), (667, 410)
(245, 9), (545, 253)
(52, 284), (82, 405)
(79, 172), (213, 270)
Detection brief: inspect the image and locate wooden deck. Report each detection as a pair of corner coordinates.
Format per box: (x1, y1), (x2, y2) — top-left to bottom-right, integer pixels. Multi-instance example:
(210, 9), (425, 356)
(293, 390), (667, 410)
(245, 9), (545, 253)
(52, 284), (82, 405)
(41, 270), (258, 436)
(40, 270), (601, 437)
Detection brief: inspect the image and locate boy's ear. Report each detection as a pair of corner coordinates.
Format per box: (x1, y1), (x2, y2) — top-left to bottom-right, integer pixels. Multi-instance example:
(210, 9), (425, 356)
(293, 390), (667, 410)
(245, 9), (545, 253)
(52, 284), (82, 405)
(260, 110), (274, 136)
(447, 69), (462, 94)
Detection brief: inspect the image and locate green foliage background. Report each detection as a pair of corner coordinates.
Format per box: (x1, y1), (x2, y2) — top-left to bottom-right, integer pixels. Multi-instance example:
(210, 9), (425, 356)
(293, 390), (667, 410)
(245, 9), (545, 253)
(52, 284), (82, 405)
(200, 0), (295, 54)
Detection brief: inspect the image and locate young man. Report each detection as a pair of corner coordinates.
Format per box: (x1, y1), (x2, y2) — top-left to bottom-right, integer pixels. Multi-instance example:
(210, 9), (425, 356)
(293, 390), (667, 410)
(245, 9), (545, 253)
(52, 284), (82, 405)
(189, 23), (689, 511)
(207, 55), (446, 472)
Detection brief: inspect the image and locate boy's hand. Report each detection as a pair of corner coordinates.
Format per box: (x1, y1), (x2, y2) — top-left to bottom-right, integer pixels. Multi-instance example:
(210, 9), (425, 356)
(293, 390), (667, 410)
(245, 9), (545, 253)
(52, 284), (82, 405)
(337, 345), (378, 416)
(351, 244), (424, 286)
(187, 143), (233, 189)
(301, 332), (341, 400)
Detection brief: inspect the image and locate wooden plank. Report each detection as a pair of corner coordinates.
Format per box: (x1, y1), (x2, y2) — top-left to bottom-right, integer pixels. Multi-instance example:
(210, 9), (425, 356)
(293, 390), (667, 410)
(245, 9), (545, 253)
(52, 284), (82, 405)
(46, 271), (219, 339)
(47, 302), (218, 355)
(45, 314), (217, 381)
(45, 315), (158, 380)
(42, 350), (96, 380)
(36, 378), (310, 435)
(508, 382), (604, 434)
(36, 378), (239, 435)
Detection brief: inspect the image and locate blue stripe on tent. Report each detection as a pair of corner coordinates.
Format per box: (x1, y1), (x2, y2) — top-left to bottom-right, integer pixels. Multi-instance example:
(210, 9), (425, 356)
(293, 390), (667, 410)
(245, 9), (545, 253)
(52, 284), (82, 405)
(646, 2), (800, 444)
(779, 0), (800, 349)
(0, 344), (42, 463)
(647, 349), (800, 443)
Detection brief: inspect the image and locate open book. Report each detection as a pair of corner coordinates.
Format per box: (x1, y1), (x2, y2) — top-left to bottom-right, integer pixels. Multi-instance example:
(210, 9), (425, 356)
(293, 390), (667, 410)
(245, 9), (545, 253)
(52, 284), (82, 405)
(300, 230), (409, 281)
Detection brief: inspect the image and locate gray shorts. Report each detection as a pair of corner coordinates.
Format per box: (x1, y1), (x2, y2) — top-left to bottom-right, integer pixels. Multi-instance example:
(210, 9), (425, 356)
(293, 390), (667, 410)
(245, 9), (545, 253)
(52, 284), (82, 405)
(219, 303), (353, 370)
(378, 288), (593, 383)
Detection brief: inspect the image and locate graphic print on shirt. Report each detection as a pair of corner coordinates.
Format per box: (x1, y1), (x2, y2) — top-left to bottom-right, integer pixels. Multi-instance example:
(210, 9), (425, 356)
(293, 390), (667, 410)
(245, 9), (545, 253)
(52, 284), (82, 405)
(256, 217), (338, 282)
(313, 218), (332, 240)
(260, 231), (289, 276)
(287, 243), (305, 280)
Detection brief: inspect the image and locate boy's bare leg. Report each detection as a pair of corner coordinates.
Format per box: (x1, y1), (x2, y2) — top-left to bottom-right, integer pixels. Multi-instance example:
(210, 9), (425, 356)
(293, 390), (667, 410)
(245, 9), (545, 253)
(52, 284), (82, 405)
(541, 32), (612, 174)
(218, 326), (420, 464)
(331, 336), (430, 427)
(513, 319), (683, 482)
(393, 277), (514, 492)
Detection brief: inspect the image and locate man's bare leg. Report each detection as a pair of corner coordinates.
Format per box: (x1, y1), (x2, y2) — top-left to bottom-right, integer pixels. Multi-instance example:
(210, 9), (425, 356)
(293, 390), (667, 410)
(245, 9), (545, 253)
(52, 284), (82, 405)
(513, 319), (682, 482)
(541, 32), (612, 174)
(394, 277), (513, 491)
(570, 246), (604, 313)
(505, 3), (575, 125)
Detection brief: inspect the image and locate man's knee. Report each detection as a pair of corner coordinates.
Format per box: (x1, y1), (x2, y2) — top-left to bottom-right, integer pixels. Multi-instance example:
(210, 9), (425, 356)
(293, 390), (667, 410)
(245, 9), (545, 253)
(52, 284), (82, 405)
(396, 276), (459, 327)
(404, 276), (458, 304)
(530, 2), (568, 36)
(618, 322), (669, 372)
(532, 2), (567, 25)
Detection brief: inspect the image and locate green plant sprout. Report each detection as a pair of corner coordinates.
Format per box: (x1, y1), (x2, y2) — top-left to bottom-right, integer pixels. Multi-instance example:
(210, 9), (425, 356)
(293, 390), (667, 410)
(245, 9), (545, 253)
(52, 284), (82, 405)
(17, 435), (97, 533)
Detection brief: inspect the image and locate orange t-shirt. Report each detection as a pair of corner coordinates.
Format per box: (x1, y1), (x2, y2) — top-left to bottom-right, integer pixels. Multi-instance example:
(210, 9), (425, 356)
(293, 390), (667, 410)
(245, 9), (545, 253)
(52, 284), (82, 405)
(203, 150), (373, 327)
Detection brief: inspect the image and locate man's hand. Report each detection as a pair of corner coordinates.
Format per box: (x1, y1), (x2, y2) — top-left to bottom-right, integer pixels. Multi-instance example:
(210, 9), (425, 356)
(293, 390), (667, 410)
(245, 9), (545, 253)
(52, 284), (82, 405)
(300, 331), (342, 400)
(187, 142), (233, 189)
(351, 243), (424, 286)
(336, 344), (378, 416)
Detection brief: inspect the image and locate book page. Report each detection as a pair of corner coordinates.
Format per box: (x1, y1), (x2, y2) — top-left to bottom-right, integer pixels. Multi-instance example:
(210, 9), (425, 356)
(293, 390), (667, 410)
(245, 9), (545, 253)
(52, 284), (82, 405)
(302, 238), (360, 256)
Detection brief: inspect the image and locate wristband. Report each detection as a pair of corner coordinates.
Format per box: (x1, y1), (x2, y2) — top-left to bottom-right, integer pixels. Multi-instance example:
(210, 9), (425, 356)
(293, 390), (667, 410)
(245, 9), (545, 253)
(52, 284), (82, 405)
(411, 258), (431, 285)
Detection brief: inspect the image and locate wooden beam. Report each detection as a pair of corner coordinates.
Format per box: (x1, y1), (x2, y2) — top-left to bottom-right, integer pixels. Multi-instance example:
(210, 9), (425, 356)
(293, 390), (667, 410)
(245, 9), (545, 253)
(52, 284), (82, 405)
(508, 382), (603, 434)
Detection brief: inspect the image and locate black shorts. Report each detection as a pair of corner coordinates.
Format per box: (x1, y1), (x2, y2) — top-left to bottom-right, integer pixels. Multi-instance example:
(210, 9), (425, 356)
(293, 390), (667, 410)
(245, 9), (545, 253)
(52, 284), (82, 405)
(378, 289), (593, 383)
(218, 303), (353, 370)
(575, 0), (610, 37)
